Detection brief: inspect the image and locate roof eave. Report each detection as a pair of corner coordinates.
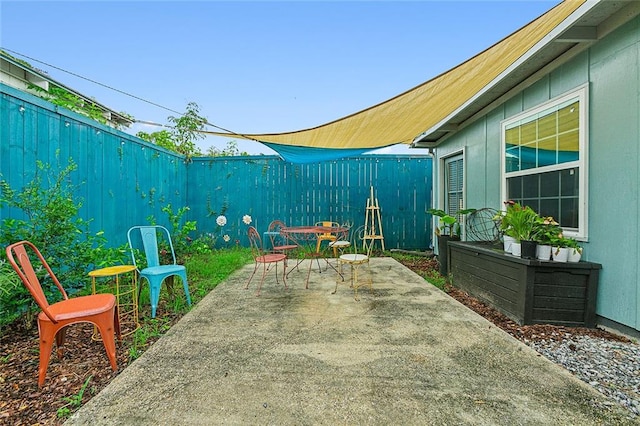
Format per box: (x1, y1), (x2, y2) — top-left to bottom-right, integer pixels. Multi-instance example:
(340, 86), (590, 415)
(0, 53), (134, 127)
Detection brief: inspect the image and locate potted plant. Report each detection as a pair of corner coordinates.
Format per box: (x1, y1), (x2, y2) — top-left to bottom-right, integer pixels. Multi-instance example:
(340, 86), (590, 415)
(550, 234), (571, 262)
(428, 207), (476, 275)
(500, 202), (539, 258)
(493, 206), (516, 253)
(429, 208), (477, 238)
(565, 237), (583, 262)
(532, 216), (561, 261)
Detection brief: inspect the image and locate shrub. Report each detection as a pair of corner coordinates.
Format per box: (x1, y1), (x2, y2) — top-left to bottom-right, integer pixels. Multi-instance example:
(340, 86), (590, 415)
(0, 158), (111, 329)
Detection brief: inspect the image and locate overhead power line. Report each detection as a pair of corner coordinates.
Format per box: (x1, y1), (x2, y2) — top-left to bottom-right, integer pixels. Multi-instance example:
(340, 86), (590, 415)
(1, 47), (247, 137)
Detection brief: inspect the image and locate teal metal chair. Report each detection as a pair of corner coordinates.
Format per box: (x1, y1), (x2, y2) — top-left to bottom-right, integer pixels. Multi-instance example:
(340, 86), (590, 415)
(127, 226), (191, 318)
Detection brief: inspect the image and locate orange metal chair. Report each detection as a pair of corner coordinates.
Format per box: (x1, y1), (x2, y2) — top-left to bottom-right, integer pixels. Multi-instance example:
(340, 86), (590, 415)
(315, 221), (340, 253)
(5, 241), (121, 387)
(246, 226), (287, 296)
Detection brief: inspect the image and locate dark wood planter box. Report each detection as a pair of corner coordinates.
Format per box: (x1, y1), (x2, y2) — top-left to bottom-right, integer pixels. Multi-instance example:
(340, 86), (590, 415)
(448, 241), (601, 328)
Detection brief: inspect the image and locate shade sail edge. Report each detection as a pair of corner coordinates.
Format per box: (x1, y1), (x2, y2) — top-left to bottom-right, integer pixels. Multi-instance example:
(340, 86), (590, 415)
(202, 0), (586, 150)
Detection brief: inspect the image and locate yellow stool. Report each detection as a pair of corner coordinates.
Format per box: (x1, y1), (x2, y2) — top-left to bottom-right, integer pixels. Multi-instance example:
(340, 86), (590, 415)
(90, 265), (140, 339)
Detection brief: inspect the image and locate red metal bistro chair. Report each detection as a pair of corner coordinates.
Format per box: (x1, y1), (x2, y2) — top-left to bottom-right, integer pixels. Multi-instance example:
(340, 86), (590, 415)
(267, 220), (302, 272)
(246, 226), (287, 296)
(5, 241), (121, 387)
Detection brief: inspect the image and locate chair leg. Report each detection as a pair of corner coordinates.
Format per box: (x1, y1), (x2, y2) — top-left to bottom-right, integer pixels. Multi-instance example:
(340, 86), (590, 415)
(351, 266), (359, 301)
(365, 263), (374, 294)
(332, 264), (342, 295)
(178, 271), (192, 306)
(256, 263), (268, 296)
(94, 313), (119, 372)
(246, 263), (259, 289)
(55, 326), (67, 359)
(148, 278), (162, 319)
(281, 262), (288, 290)
(37, 321), (56, 387)
(305, 259), (314, 289)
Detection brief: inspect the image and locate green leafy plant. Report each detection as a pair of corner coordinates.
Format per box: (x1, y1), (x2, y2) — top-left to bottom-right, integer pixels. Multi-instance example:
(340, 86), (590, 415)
(428, 208), (476, 237)
(564, 237), (583, 254)
(0, 157), (112, 329)
(156, 204), (213, 260)
(137, 102), (207, 159)
(0, 260), (32, 330)
(206, 140), (249, 157)
(499, 202), (539, 242)
(128, 317), (172, 361)
(56, 375), (92, 418)
(532, 216), (562, 246)
(26, 83), (109, 126)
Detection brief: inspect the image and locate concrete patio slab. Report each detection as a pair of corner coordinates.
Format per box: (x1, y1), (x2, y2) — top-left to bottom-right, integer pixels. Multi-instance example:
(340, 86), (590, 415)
(68, 258), (633, 425)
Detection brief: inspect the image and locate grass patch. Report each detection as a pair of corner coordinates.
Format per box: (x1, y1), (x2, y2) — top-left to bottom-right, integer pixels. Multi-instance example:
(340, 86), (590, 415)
(185, 247), (253, 301)
(125, 247), (253, 358)
(386, 251), (447, 290)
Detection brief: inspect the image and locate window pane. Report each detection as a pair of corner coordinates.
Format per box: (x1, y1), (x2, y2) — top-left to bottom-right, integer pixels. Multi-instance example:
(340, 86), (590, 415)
(540, 171), (559, 197)
(523, 199), (540, 214)
(521, 121), (536, 145)
(539, 199), (559, 220)
(537, 137), (557, 167)
(507, 176), (522, 199)
(522, 174), (539, 198)
(520, 146), (537, 171)
(558, 129), (579, 162)
(558, 102), (579, 133)
(505, 127), (519, 145)
(537, 111), (556, 139)
(561, 198), (579, 228)
(506, 145), (520, 172)
(561, 168), (578, 196)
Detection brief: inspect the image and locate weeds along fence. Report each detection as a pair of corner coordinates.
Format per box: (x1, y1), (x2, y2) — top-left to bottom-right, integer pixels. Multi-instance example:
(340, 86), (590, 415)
(1, 83), (433, 250)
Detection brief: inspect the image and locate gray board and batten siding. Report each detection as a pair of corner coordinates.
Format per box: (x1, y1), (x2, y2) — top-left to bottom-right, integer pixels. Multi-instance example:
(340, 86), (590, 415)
(1, 83), (433, 251)
(432, 15), (640, 333)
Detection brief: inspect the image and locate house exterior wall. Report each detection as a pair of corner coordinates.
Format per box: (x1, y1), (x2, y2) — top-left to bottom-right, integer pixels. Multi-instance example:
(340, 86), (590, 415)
(433, 16), (640, 332)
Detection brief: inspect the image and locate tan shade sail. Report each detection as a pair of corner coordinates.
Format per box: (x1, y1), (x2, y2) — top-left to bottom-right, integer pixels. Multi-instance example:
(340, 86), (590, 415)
(204, 0), (586, 150)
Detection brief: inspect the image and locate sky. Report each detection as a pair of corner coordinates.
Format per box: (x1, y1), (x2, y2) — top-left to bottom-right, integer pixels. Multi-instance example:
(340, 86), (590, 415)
(1, 0), (561, 156)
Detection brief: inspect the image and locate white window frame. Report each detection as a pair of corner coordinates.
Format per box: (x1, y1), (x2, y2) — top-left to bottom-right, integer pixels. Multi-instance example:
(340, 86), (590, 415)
(500, 85), (589, 240)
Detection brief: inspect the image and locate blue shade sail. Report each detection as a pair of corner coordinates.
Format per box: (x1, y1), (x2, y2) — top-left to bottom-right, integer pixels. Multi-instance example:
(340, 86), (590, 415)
(263, 142), (380, 164)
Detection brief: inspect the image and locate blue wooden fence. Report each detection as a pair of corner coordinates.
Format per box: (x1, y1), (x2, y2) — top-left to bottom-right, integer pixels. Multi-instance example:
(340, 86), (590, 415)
(1, 83), (433, 250)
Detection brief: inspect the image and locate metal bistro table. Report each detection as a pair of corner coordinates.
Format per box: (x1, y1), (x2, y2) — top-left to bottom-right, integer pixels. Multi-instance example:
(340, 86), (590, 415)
(281, 225), (348, 289)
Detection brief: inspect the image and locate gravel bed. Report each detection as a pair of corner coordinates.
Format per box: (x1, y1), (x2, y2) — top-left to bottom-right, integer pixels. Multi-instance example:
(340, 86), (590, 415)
(527, 335), (640, 417)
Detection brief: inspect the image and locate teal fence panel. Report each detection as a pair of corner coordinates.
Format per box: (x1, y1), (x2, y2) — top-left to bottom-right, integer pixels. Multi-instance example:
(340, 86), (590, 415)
(187, 155), (432, 249)
(0, 84), (187, 248)
(2, 83), (432, 250)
